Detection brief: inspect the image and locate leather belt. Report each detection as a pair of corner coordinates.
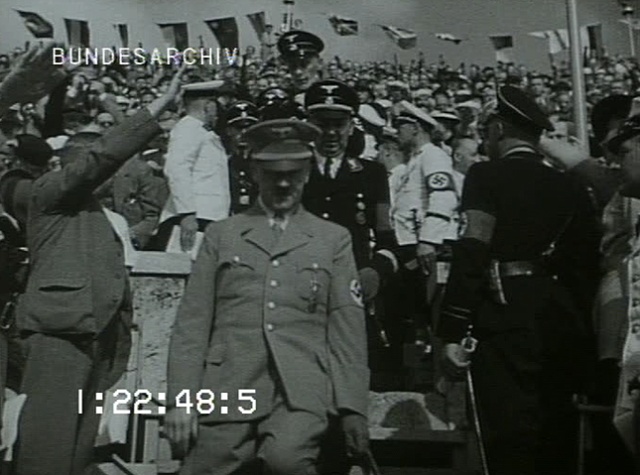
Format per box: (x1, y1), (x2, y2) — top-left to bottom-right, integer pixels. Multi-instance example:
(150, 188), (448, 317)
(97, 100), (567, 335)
(498, 260), (548, 278)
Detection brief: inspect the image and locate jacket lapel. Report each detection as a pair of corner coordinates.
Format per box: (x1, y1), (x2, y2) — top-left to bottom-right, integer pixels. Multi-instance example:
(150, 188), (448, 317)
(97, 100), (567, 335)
(272, 209), (314, 258)
(241, 205), (274, 256)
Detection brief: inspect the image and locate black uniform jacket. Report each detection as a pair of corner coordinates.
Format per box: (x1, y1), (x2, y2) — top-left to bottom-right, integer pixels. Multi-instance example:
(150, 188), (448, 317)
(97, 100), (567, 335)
(438, 148), (601, 343)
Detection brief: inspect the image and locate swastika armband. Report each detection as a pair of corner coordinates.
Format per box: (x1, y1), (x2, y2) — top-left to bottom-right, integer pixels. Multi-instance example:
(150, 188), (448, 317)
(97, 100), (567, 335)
(425, 172), (454, 192)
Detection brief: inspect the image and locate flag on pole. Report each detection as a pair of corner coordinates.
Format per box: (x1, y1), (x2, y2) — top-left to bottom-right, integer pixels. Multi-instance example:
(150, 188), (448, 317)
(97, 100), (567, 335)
(489, 35), (514, 63)
(435, 33), (462, 45)
(580, 23), (603, 58)
(15, 11), (53, 39)
(328, 14), (358, 36)
(114, 24), (128, 48)
(529, 29), (569, 55)
(158, 23), (190, 50)
(379, 24), (417, 49)
(64, 19), (90, 47)
(205, 17), (239, 52)
(247, 12), (267, 41)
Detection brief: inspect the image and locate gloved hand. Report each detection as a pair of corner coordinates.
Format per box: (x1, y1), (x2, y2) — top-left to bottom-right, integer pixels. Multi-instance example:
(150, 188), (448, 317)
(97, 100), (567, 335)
(180, 214), (198, 252)
(358, 267), (380, 303)
(442, 343), (471, 381)
(164, 406), (198, 459)
(341, 412), (369, 461)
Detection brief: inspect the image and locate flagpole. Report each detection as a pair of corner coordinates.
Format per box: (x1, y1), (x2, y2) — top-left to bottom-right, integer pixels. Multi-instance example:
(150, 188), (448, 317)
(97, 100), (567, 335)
(283, 0), (294, 33)
(566, 0), (588, 145)
(623, 4), (636, 57)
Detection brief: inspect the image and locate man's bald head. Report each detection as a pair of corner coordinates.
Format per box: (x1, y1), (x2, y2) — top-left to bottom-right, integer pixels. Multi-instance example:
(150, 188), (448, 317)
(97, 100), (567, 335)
(453, 138), (483, 175)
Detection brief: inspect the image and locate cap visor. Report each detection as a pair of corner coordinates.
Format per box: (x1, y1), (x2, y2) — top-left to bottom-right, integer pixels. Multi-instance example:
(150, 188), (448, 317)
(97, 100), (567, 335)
(228, 117), (258, 128)
(307, 104), (353, 114)
(253, 158), (310, 171)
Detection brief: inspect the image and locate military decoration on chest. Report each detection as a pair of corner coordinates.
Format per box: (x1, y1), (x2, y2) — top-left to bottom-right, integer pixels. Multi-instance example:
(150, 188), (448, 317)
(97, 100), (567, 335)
(308, 262), (320, 313)
(355, 192), (367, 225)
(226, 100), (259, 212)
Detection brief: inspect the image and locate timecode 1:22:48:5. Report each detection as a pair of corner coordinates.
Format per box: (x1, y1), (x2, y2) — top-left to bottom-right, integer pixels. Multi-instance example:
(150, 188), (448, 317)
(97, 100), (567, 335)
(77, 389), (258, 415)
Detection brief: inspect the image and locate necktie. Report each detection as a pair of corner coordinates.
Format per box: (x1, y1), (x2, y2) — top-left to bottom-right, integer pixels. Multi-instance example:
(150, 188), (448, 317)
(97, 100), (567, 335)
(323, 158), (332, 179)
(271, 216), (285, 246)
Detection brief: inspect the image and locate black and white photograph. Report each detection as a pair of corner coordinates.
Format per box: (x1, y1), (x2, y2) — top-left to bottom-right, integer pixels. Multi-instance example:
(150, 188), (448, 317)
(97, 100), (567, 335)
(0, 0), (638, 473)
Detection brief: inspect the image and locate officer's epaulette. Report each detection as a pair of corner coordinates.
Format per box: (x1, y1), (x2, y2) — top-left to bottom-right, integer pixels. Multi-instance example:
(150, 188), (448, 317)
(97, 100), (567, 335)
(347, 157), (363, 172)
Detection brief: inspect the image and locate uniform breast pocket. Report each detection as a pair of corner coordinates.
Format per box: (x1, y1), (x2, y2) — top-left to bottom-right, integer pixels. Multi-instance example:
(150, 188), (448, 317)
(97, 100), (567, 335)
(296, 260), (332, 313)
(27, 277), (95, 334)
(216, 255), (257, 299)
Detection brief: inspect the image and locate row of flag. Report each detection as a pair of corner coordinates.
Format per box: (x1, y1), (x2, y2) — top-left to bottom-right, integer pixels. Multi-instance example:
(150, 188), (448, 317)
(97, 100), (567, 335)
(327, 14), (605, 63)
(13, 10), (263, 53)
(14, 9), (608, 65)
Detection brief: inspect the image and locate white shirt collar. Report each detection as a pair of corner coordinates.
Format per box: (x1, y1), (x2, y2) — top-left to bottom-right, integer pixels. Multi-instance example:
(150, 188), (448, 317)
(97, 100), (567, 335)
(315, 153), (344, 178)
(258, 196), (292, 230)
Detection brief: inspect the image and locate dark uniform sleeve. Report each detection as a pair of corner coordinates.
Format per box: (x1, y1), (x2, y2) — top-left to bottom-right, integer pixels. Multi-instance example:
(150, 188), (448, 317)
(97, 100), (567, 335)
(167, 224), (220, 403)
(437, 163), (495, 343)
(370, 161), (398, 279)
(0, 170), (33, 227)
(42, 78), (69, 138)
(459, 162), (497, 215)
(553, 176), (602, 318)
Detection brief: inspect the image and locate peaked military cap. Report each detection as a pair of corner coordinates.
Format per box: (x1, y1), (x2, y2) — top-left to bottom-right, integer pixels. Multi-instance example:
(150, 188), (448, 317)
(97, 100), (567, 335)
(393, 100), (438, 128)
(256, 88), (305, 121)
(494, 85), (554, 132)
(305, 80), (360, 114)
(244, 119), (321, 170)
(431, 110), (461, 123)
(277, 31), (324, 59)
(224, 100), (259, 128)
(257, 88), (291, 109)
(182, 80), (227, 99)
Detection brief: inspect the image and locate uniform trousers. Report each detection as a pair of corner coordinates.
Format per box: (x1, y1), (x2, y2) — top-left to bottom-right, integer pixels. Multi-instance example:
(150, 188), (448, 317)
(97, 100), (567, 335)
(472, 329), (579, 475)
(180, 389), (329, 475)
(14, 313), (131, 475)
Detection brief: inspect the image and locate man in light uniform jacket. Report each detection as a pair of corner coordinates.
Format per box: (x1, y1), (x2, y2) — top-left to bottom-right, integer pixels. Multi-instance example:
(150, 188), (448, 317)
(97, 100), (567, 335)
(165, 118), (369, 474)
(388, 101), (461, 339)
(159, 81), (231, 252)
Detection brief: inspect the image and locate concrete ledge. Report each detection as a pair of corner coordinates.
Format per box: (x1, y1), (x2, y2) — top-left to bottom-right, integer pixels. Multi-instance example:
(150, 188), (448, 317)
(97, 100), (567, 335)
(130, 251), (192, 276)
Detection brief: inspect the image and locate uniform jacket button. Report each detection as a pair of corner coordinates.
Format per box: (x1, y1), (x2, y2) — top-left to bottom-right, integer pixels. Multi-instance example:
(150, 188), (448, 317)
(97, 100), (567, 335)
(272, 259), (280, 267)
(266, 323), (274, 331)
(267, 301), (276, 309)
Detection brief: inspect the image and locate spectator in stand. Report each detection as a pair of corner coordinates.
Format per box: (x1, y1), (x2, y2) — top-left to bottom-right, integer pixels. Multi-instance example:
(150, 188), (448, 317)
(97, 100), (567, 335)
(554, 91), (573, 121)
